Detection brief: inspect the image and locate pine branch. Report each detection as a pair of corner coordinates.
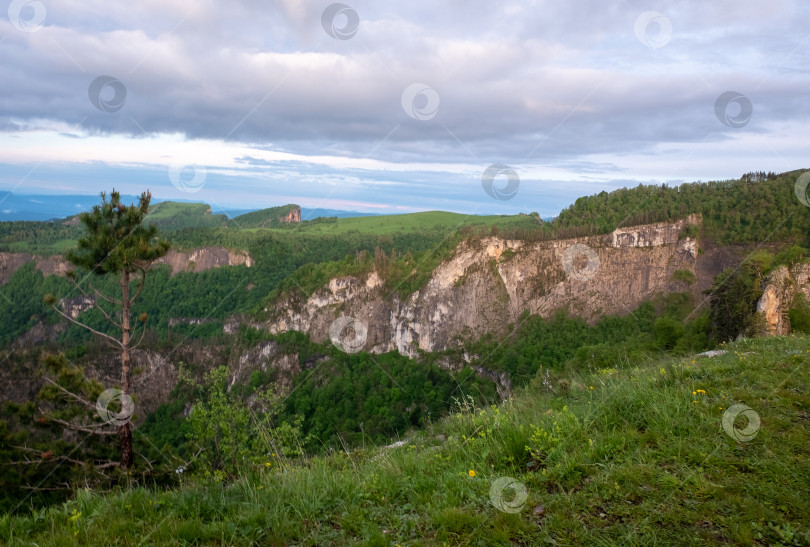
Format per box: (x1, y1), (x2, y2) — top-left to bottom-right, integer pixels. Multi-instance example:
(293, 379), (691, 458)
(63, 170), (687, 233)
(20, 484), (73, 491)
(50, 304), (123, 348)
(130, 319), (150, 350)
(66, 277), (123, 330)
(89, 282), (123, 307)
(130, 267), (148, 303)
(8, 446), (120, 469)
(43, 416), (119, 436)
(41, 377), (97, 411)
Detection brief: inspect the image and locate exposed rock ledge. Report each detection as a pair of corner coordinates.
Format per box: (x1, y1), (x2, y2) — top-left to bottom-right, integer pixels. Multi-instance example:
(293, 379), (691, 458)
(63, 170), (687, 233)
(0, 246), (253, 284)
(264, 216), (710, 358)
(756, 262), (810, 335)
(156, 247), (253, 275)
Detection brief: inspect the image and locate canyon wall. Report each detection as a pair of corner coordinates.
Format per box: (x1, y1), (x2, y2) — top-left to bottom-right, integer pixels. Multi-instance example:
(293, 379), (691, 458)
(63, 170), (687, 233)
(265, 215), (723, 358)
(0, 246), (253, 284)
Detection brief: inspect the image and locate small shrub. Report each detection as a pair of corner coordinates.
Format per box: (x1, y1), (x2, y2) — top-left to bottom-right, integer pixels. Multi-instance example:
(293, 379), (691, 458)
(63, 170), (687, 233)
(672, 269), (696, 285)
(790, 294), (810, 334)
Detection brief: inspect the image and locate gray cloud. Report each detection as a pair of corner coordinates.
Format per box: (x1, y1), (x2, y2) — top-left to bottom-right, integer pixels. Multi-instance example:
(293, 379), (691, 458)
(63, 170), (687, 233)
(0, 0), (808, 211)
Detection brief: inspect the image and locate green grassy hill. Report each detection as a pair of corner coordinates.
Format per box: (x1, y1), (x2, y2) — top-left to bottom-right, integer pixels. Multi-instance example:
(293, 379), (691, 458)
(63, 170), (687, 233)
(3, 335), (808, 545)
(284, 210), (541, 236)
(231, 204), (300, 228)
(143, 202), (227, 231)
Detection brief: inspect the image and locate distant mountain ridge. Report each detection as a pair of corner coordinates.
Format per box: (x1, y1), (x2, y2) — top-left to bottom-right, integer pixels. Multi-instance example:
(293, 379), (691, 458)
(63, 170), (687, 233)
(0, 193), (380, 222)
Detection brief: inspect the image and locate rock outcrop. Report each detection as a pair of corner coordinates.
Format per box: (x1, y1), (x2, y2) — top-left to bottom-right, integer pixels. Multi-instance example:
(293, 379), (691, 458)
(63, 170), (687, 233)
(60, 295), (95, 319)
(265, 216), (713, 358)
(281, 206), (301, 224)
(156, 247), (253, 275)
(756, 262), (810, 335)
(0, 246), (253, 284)
(228, 340), (307, 391)
(0, 339), (313, 422)
(0, 253), (71, 284)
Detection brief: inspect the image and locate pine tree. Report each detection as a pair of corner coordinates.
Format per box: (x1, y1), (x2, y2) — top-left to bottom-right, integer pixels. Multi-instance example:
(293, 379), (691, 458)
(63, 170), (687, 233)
(45, 190), (169, 468)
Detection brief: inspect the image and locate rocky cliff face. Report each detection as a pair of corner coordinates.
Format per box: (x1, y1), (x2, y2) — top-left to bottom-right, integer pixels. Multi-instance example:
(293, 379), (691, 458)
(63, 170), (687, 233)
(0, 246), (253, 284)
(0, 340), (311, 423)
(281, 206), (301, 224)
(156, 247), (253, 275)
(757, 262), (810, 335)
(265, 216), (715, 358)
(0, 253), (71, 284)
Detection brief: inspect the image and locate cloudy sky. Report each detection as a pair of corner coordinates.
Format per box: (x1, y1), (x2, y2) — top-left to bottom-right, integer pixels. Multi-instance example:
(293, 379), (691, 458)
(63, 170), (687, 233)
(0, 0), (808, 216)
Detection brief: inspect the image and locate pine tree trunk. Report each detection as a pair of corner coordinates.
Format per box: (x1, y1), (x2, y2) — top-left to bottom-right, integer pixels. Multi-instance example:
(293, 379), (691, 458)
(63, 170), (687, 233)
(120, 271), (133, 469)
(119, 423), (133, 469)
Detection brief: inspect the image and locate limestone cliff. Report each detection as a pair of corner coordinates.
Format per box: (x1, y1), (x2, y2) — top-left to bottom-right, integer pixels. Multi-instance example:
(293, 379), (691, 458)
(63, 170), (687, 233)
(0, 341), (312, 422)
(281, 206), (301, 224)
(756, 262), (810, 335)
(0, 252), (71, 284)
(156, 247), (253, 275)
(264, 216), (716, 358)
(0, 246), (253, 283)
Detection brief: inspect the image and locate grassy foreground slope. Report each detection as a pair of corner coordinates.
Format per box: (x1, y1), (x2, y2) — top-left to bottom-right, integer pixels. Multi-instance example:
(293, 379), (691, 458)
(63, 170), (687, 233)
(3, 336), (809, 545)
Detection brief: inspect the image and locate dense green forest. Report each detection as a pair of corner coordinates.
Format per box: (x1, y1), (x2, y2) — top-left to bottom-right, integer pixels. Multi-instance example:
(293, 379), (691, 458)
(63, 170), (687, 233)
(545, 170), (809, 244)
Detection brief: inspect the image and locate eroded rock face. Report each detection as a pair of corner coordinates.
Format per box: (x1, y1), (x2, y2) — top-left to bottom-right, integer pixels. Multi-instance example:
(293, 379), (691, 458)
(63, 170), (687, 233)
(60, 295), (95, 319)
(265, 217), (710, 358)
(2, 340), (311, 423)
(156, 247), (253, 275)
(281, 206), (301, 223)
(0, 253), (71, 284)
(757, 262), (810, 335)
(167, 318), (214, 327)
(229, 341), (302, 391)
(0, 246), (253, 284)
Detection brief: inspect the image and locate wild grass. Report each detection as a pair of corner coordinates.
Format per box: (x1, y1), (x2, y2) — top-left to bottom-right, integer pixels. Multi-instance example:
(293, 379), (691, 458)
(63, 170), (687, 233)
(2, 335), (809, 545)
(269, 210), (540, 236)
